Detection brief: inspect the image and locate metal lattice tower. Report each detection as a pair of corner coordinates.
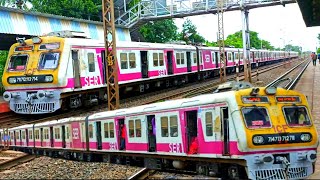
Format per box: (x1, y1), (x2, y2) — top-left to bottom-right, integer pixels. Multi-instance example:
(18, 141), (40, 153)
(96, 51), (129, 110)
(217, 0), (227, 83)
(102, 0), (120, 110)
(241, 0), (252, 82)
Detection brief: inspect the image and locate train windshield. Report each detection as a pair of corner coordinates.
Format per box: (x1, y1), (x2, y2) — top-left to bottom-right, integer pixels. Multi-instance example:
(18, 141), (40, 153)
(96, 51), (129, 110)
(8, 55), (28, 71)
(283, 106), (311, 126)
(242, 107), (271, 128)
(38, 52), (60, 70)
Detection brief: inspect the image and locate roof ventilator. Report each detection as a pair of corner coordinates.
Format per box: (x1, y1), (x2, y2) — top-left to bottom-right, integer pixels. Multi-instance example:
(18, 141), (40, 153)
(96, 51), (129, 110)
(44, 30), (88, 39)
(213, 81), (253, 93)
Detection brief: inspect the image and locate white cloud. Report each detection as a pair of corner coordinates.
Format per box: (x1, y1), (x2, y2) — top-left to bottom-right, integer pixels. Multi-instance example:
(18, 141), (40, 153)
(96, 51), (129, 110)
(174, 3), (320, 51)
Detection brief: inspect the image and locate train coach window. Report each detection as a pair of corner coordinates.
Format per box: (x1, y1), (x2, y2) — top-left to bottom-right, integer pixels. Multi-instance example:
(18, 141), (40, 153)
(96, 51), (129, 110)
(129, 120), (134, 137)
(161, 117), (169, 137)
(29, 130), (33, 140)
(193, 52), (197, 64)
(153, 53), (159, 67)
(170, 116), (178, 137)
(88, 53), (95, 72)
(66, 126), (70, 139)
(21, 131), (25, 139)
(54, 128), (61, 139)
(109, 123), (114, 138)
(8, 55), (28, 71)
(129, 53), (136, 68)
(88, 124), (93, 139)
(120, 53), (128, 69)
(283, 106), (311, 126)
(15, 132), (19, 140)
(242, 107), (271, 128)
(205, 112), (213, 136)
(44, 129), (49, 140)
(135, 120), (141, 137)
(176, 52), (185, 65)
(35, 130), (40, 140)
(38, 52), (60, 69)
(104, 123), (109, 138)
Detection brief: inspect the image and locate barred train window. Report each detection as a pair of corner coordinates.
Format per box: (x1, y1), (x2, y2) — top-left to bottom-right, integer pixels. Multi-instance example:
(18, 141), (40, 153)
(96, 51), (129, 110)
(128, 120), (141, 138)
(89, 124), (93, 138)
(129, 120), (134, 137)
(135, 120), (141, 137)
(66, 126), (70, 139)
(193, 52), (197, 64)
(21, 131), (25, 139)
(35, 130), (40, 140)
(29, 130), (33, 140)
(104, 122), (114, 138)
(16, 132), (19, 139)
(109, 122), (114, 138)
(88, 53), (95, 72)
(205, 112), (213, 136)
(161, 115), (179, 137)
(176, 52), (185, 65)
(120, 53), (136, 69)
(104, 123), (109, 138)
(161, 117), (169, 137)
(54, 128), (61, 139)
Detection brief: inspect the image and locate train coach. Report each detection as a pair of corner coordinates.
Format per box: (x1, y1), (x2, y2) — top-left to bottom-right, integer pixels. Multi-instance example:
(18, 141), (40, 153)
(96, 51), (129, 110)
(7, 81), (317, 180)
(1, 30), (298, 115)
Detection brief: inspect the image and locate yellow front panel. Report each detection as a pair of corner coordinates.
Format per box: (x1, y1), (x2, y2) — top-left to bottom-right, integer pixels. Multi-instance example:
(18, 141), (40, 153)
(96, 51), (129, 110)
(2, 37), (65, 88)
(235, 87), (318, 149)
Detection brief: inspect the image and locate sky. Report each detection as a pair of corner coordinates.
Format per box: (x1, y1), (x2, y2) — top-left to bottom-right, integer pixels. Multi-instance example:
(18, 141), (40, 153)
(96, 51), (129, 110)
(173, 3), (320, 52)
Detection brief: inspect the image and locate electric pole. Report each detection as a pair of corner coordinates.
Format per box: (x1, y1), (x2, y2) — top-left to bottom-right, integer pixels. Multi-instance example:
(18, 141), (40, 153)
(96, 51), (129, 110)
(217, 0), (227, 83)
(102, 0), (120, 110)
(241, 0), (252, 82)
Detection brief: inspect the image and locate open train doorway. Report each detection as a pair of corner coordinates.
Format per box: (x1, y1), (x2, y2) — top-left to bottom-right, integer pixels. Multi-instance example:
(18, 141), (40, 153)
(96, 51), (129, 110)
(141, 51), (149, 78)
(62, 125), (66, 148)
(50, 127), (54, 147)
(72, 50), (82, 88)
(96, 121), (102, 150)
(221, 107), (230, 155)
(118, 119), (126, 150)
(186, 110), (198, 154)
(147, 115), (156, 152)
(187, 52), (192, 72)
(167, 51), (173, 75)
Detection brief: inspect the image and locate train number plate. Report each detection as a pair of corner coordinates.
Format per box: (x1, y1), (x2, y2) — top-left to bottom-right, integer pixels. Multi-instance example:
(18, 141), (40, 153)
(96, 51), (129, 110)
(267, 135), (295, 143)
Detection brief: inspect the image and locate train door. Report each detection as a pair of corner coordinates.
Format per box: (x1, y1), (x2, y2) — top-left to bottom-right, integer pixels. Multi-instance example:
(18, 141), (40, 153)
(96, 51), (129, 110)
(96, 121), (102, 150)
(167, 51), (173, 75)
(214, 52), (219, 67)
(72, 50), (82, 88)
(101, 50), (107, 84)
(221, 107), (230, 155)
(140, 51), (149, 78)
(62, 125), (66, 148)
(25, 129), (29, 146)
(185, 110), (198, 154)
(40, 128), (43, 147)
(187, 52), (192, 72)
(118, 118), (125, 150)
(147, 115), (156, 152)
(50, 127), (54, 147)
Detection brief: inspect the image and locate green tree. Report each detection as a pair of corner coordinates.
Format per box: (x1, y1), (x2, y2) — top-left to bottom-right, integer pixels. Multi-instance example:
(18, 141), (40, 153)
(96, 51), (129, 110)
(30, 0), (100, 20)
(0, 0), (32, 9)
(205, 41), (217, 47)
(179, 19), (205, 44)
(139, 19), (178, 43)
(224, 30), (274, 50)
(0, 51), (8, 87)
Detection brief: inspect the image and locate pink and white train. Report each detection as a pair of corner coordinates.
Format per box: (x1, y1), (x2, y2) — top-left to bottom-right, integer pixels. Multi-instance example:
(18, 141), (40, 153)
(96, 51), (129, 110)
(2, 31), (299, 114)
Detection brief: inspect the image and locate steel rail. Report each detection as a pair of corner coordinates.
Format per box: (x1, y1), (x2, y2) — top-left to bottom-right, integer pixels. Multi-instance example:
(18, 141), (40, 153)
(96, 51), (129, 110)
(0, 154), (36, 170)
(128, 168), (156, 180)
(266, 60), (307, 88)
(285, 60), (311, 90)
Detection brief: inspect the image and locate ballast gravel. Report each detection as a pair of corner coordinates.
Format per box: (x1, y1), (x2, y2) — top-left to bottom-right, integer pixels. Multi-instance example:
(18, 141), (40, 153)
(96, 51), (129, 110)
(0, 156), (140, 179)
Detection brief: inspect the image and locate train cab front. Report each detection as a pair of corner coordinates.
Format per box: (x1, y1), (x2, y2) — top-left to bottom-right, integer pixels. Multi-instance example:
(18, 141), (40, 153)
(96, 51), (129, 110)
(2, 36), (64, 114)
(235, 86), (319, 180)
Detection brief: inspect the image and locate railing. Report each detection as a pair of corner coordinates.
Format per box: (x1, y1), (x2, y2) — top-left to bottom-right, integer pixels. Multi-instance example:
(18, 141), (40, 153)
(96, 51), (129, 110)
(115, 0), (296, 28)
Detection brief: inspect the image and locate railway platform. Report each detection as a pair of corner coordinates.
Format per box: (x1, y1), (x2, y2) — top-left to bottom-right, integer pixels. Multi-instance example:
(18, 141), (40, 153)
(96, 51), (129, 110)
(0, 97), (10, 113)
(294, 62), (320, 179)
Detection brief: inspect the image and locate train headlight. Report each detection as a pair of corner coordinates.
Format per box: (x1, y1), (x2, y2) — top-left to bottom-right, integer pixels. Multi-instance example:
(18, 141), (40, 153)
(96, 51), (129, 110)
(300, 134), (312, 142)
(3, 91), (11, 101)
(253, 136), (264, 144)
(32, 37), (42, 44)
(8, 77), (17, 84)
(307, 150), (317, 162)
(45, 75), (53, 82)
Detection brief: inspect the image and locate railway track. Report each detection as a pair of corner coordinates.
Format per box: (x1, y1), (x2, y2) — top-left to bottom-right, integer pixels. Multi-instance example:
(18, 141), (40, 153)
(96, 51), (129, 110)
(0, 151), (35, 171)
(0, 58), (299, 128)
(128, 168), (157, 180)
